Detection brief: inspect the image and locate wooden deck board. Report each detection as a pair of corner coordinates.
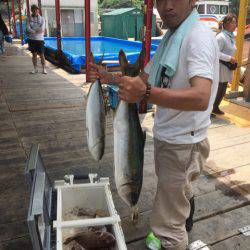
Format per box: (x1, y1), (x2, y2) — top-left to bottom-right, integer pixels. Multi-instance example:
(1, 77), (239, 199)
(1, 44), (250, 249)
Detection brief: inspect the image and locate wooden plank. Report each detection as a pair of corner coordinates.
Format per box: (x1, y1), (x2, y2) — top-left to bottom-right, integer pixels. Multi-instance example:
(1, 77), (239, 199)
(122, 205), (250, 244)
(11, 107), (85, 120)
(189, 205), (250, 245)
(127, 240), (147, 250)
(8, 98), (85, 111)
(0, 220), (29, 242)
(5, 91), (85, 102)
(2, 83), (79, 90)
(208, 124), (250, 151)
(127, 235), (250, 250)
(0, 138), (21, 150)
(224, 164), (250, 194)
(0, 236), (32, 250)
(210, 235), (250, 250)
(208, 142), (250, 172)
(16, 120), (85, 137)
(209, 116), (232, 128)
(0, 162), (26, 180)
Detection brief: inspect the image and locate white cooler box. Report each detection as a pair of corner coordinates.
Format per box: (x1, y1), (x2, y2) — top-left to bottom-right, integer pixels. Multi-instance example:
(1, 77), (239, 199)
(25, 144), (127, 250)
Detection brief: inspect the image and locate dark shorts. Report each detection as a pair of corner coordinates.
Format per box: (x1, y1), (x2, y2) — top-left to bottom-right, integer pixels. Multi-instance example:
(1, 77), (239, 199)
(28, 39), (45, 54)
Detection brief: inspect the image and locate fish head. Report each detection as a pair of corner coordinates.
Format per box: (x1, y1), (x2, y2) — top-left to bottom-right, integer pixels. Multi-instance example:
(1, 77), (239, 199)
(98, 231), (116, 246)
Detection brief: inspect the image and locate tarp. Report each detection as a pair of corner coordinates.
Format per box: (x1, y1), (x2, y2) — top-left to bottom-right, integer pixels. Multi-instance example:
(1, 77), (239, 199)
(44, 36), (158, 72)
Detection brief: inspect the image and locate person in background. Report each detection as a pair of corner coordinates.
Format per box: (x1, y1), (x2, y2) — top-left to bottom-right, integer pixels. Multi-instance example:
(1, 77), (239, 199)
(0, 13), (11, 54)
(27, 4), (47, 74)
(212, 13), (237, 115)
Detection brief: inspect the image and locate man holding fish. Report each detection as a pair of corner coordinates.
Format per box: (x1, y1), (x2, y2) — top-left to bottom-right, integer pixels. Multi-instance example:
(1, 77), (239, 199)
(90, 0), (219, 249)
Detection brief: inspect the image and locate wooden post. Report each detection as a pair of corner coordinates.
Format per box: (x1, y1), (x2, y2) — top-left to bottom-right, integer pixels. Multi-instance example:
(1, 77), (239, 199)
(85, 0), (91, 82)
(231, 0), (248, 91)
(6, 0), (12, 33)
(11, 0), (17, 38)
(26, 0), (30, 18)
(17, 0), (23, 44)
(55, 0), (62, 64)
(243, 48), (250, 102)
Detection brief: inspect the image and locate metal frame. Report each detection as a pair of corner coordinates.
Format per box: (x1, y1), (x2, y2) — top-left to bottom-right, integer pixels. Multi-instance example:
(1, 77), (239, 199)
(26, 0), (30, 19)
(85, 0), (91, 82)
(6, 0), (12, 33)
(144, 0), (154, 66)
(26, 144), (53, 250)
(55, 0), (62, 64)
(38, 0), (42, 15)
(231, 0), (248, 91)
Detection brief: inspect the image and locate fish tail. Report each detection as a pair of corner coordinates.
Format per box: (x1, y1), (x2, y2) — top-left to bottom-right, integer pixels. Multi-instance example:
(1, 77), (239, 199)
(130, 205), (139, 224)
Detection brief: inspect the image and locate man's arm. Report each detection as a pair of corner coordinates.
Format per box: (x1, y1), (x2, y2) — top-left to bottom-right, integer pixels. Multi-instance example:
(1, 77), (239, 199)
(26, 19), (36, 34)
(34, 17), (45, 34)
(148, 76), (212, 111)
(118, 74), (212, 111)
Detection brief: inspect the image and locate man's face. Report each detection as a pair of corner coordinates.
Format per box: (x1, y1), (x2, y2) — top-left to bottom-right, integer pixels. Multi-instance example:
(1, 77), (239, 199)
(156, 0), (196, 29)
(31, 8), (39, 16)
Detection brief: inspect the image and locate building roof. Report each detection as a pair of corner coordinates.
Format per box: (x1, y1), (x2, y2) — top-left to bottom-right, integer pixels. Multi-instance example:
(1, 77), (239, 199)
(103, 8), (138, 16)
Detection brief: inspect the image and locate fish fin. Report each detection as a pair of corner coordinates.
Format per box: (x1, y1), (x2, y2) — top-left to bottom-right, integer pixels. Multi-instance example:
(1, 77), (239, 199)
(130, 205), (139, 224)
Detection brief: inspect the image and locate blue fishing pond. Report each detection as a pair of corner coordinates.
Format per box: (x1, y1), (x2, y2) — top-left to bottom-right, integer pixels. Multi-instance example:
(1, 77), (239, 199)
(44, 37), (159, 72)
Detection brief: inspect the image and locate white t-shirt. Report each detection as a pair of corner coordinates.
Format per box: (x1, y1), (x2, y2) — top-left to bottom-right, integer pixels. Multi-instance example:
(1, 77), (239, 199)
(27, 15), (45, 41)
(145, 21), (219, 144)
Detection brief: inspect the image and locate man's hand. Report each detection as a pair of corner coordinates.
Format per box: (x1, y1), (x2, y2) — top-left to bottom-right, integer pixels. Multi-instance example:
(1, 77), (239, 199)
(118, 76), (146, 103)
(89, 63), (111, 83)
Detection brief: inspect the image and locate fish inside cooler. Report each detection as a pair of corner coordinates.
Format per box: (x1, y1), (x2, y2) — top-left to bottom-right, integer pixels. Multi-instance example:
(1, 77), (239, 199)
(58, 223), (123, 250)
(55, 184), (126, 250)
(25, 144), (127, 250)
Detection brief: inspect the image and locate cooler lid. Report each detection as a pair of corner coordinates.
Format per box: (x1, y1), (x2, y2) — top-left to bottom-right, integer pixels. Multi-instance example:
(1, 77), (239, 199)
(26, 144), (53, 250)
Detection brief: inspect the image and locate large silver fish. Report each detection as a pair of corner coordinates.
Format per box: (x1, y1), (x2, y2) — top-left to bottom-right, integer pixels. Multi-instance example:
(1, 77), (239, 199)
(114, 101), (146, 221)
(86, 79), (106, 161)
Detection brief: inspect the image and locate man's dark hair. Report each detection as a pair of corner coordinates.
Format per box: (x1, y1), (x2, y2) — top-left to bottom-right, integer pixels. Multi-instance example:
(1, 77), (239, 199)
(219, 13), (237, 30)
(31, 4), (39, 11)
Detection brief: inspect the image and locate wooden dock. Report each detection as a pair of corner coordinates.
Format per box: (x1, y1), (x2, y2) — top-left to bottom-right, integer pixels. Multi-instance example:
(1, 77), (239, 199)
(1, 44), (250, 250)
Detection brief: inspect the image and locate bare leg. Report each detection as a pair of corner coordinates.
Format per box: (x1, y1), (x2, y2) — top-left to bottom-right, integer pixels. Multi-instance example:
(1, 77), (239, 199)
(39, 53), (47, 74)
(32, 52), (38, 69)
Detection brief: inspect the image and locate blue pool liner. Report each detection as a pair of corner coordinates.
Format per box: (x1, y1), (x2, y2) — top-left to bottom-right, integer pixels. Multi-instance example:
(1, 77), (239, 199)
(44, 36), (158, 72)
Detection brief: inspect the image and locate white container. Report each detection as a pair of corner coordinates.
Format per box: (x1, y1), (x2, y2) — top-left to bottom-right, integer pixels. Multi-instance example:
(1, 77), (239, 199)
(26, 144), (127, 250)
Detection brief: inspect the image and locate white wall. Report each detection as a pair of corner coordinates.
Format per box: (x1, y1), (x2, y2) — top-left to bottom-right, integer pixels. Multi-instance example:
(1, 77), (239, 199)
(30, 0), (97, 9)
(29, 0), (98, 36)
